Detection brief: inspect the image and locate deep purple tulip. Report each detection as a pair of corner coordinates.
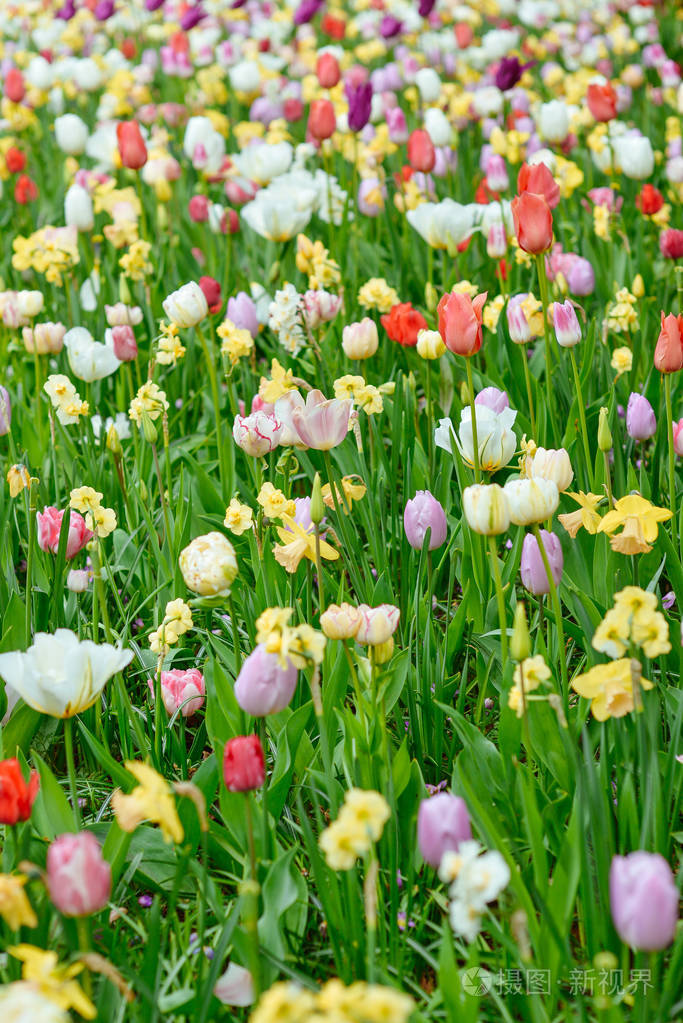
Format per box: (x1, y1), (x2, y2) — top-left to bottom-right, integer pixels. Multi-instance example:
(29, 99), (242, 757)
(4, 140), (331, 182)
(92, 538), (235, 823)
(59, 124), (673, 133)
(521, 530), (563, 595)
(345, 81), (373, 132)
(0, 387), (11, 437)
(494, 56), (535, 92)
(404, 491), (447, 551)
(417, 793), (472, 868)
(380, 15), (403, 38)
(234, 644), (298, 717)
(293, 0), (324, 25)
(626, 393), (656, 441)
(180, 4), (206, 29)
(56, 0), (76, 18)
(610, 852), (678, 950)
(475, 387), (509, 415)
(145, 0), (165, 8)
(94, 0), (115, 19)
(418, 0), (436, 16)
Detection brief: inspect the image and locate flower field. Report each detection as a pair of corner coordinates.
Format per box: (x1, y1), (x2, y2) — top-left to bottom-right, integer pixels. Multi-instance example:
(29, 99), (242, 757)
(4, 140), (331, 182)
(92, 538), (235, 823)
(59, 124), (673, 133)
(0, 0), (682, 1019)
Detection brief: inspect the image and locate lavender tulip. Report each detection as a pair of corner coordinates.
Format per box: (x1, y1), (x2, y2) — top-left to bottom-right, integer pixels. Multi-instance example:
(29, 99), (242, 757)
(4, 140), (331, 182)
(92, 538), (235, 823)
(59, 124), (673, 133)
(520, 530), (563, 595)
(404, 491), (447, 550)
(417, 793), (472, 868)
(475, 387), (509, 415)
(610, 852), (678, 950)
(227, 293), (259, 337)
(234, 644), (298, 717)
(626, 393), (656, 441)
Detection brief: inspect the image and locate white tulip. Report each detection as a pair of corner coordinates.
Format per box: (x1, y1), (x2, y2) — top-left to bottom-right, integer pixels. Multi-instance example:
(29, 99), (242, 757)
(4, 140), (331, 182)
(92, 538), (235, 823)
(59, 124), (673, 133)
(64, 327), (121, 383)
(232, 142), (293, 186)
(424, 107), (452, 147)
(463, 484), (510, 536)
(537, 100), (570, 143)
(612, 135), (654, 180)
(456, 405), (518, 473)
(0, 630), (133, 718)
(183, 116), (226, 175)
(415, 68), (442, 103)
(65, 184), (94, 232)
(242, 194), (313, 241)
(54, 113), (89, 155)
(503, 478), (559, 526)
(162, 282), (209, 329)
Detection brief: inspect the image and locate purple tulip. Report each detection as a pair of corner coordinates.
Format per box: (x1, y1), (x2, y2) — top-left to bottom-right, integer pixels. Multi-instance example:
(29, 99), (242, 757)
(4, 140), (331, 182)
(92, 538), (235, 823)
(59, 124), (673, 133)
(0, 387), (11, 436)
(475, 387), (509, 415)
(380, 15), (403, 38)
(494, 56), (535, 92)
(180, 4), (205, 30)
(345, 81), (373, 132)
(94, 0), (115, 18)
(404, 491), (447, 551)
(566, 257), (595, 296)
(610, 852), (678, 950)
(418, 0), (436, 16)
(417, 793), (472, 868)
(234, 644), (298, 717)
(56, 0), (76, 18)
(145, 0), (165, 8)
(293, 0), (323, 25)
(626, 393), (656, 441)
(521, 530), (563, 595)
(227, 293), (259, 338)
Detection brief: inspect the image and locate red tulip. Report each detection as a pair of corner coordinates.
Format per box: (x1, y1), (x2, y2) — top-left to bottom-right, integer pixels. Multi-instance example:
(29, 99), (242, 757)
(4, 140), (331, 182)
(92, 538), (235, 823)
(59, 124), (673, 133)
(437, 291), (487, 356)
(587, 83), (617, 123)
(14, 174), (38, 204)
(6, 147), (26, 174)
(511, 191), (553, 254)
(116, 120), (148, 170)
(517, 162), (560, 209)
(283, 98), (304, 122)
(316, 52), (340, 88)
(199, 275), (222, 315)
(407, 129), (435, 173)
(637, 184), (664, 216)
(380, 302), (427, 347)
(321, 13), (345, 38)
(654, 312), (683, 373)
(0, 758), (39, 824)
(308, 99), (336, 141)
(660, 229), (683, 260)
(5, 69), (25, 103)
(189, 195), (210, 222)
(223, 735), (265, 792)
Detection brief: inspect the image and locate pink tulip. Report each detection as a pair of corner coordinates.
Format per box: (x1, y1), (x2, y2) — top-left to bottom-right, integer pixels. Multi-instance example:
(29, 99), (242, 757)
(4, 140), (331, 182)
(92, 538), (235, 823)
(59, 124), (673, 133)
(403, 491), (447, 550)
(520, 530), (563, 595)
(673, 418), (683, 456)
(47, 832), (111, 916)
(289, 390), (351, 450)
(355, 604), (400, 645)
(149, 668), (206, 717)
(437, 291), (487, 356)
(111, 325), (138, 361)
(417, 793), (472, 868)
(553, 300), (581, 348)
(37, 507), (93, 560)
(610, 852), (678, 950)
(234, 644), (298, 717)
(232, 411), (283, 457)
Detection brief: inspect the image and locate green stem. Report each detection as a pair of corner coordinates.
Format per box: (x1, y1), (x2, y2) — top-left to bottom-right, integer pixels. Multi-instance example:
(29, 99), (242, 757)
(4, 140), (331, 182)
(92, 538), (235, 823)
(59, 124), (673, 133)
(64, 717), (80, 827)
(465, 358), (481, 482)
(487, 536), (508, 666)
(196, 324), (229, 500)
(425, 362), (434, 479)
(25, 482), (37, 644)
(532, 525), (568, 711)
(243, 795), (261, 999)
(522, 345), (537, 438)
(314, 524), (324, 612)
(227, 594), (241, 677)
(569, 347), (593, 490)
(535, 254), (557, 442)
(75, 917), (93, 997)
(664, 374), (677, 548)
(258, 717), (270, 859)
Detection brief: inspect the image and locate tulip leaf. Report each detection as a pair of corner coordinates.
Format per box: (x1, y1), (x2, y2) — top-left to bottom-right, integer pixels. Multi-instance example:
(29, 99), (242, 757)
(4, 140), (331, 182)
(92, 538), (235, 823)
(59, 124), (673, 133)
(31, 749), (78, 837)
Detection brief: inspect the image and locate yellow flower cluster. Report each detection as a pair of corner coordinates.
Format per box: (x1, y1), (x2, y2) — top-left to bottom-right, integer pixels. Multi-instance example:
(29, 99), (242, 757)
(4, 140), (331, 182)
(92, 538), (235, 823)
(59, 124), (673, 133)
(7, 464), (31, 498)
(321, 475), (366, 512)
(296, 234), (341, 290)
(259, 358), (297, 403)
(218, 318), (253, 367)
(119, 239), (153, 281)
(112, 761), (184, 844)
(572, 658), (653, 721)
(357, 277), (399, 313)
(12, 226), (79, 285)
(258, 482), (295, 519)
(483, 295), (505, 332)
(255, 607), (326, 668)
(224, 498), (254, 536)
(44, 374), (89, 426)
(250, 979), (413, 1023)
(9, 945), (95, 1019)
(149, 598), (193, 655)
(156, 321), (185, 366)
(70, 486), (116, 538)
(0, 874), (37, 930)
(605, 287), (638, 334)
(333, 375), (393, 415)
(319, 788), (390, 870)
(592, 587), (671, 659)
(129, 382), (169, 424)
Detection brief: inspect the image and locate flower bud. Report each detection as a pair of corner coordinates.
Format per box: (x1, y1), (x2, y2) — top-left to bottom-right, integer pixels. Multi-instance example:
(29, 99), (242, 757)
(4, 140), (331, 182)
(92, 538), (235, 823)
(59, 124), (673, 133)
(372, 637), (394, 663)
(416, 329), (446, 359)
(609, 852), (678, 950)
(486, 223), (507, 259)
(310, 472), (325, 525)
(626, 393), (656, 441)
(510, 602), (531, 661)
(553, 300), (581, 347)
(528, 446), (573, 492)
(119, 276), (133, 305)
(67, 568), (90, 592)
(234, 645), (298, 717)
(417, 793), (472, 868)
(162, 282), (208, 329)
(598, 407), (612, 452)
(520, 529), (563, 595)
(503, 478), (559, 526)
(403, 490), (447, 550)
(223, 735), (265, 792)
(342, 318), (379, 359)
(47, 832), (111, 916)
(140, 411), (158, 444)
(320, 603), (362, 640)
(355, 604), (400, 645)
(180, 532), (238, 596)
(463, 483), (510, 535)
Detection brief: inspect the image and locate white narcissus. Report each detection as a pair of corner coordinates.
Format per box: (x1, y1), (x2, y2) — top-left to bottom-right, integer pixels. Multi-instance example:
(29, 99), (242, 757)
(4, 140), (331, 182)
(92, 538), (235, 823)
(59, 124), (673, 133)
(0, 630), (133, 718)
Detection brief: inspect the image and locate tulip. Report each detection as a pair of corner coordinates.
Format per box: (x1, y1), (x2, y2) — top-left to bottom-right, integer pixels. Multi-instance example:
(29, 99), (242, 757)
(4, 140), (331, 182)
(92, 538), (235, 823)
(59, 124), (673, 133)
(566, 257), (595, 296)
(587, 83), (617, 122)
(485, 154), (509, 192)
(37, 507), (93, 560)
(407, 129), (436, 173)
(234, 645), (298, 717)
(609, 852), (678, 950)
(386, 107), (408, 144)
(288, 390), (351, 450)
(199, 276), (222, 315)
(17, 291), (43, 318)
(0, 630), (133, 718)
(227, 293), (259, 337)
(64, 327), (120, 383)
(626, 393), (656, 441)
(64, 184), (94, 232)
(106, 303), (143, 327)
(553, 300), (581, 348)
(116, 121), (147, 170)
(5, 69), (25, 103)
(179, 532), (238, 597)
(188, 195), (210, 222)
(404, 491), (447, 550)
(316, 53), (340, 89)
(233, 411), (282, 457)
(528, 447), (574, 492)
(655, 312), (683, 373)
(437, 291), (487, 356)
(475, 387), (509, 415)
(214, 963), (255, 1006)
(302, 291), (342, 330)
(47, 833), (111, 916)
(415, 68), (441, 103)
(223, 735), (265, 791)
(507, 299), (532, 344)
(381, 303), (427, 347)
(355, 604), (400, 645)
(417, 793), (472, 868)
(107, 324), (136, 362)
(520, 530), (563, 595)
(183, 116), (226, 175)
(495, 56), (532, 92)
(612, 136), (654, 180)
(67, 569), (90, 593)
(150, 668), (206, 717)
(342, 318), (378, 359)
(462, 484), (510, 535)
(416, 329), (446, 360)
(637, 184), (664, 216)
(517, 162), (560, 209)
(308, 99), (336, 141)
(486, 223), (507, 258)
(537, 100), (569, 143)
(660, 229), (683, 260)
(0, 386), (10, 436)
(163, 282), (209, 328)
(503, 478), (559, 526)
(345, 81), (372, 132)
(55, 113), (88, 154)
(320, 603), (362, 640)
(456, 404), (518, 472)
(511, 192), (553, 254)
(0, 758), (39, 824)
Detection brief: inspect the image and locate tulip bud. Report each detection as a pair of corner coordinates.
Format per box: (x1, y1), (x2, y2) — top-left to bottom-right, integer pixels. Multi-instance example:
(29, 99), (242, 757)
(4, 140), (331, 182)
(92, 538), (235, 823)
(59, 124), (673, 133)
(342, 318), (379, 359)
(47, 832), (111, 916)
(180, 532), (238, 596)
(463, 483), (510, 535)
(503, 478), (559, 526)
(138, 479), (148, 503)
(510, 602), (531, 661)
(598, 407), (612, 452)
(609, 852), (678, 950)
(520, 530), (563, 595)
(320, 602), (362, 640)
(119, 276), (133, 305)
(417, 793), (472, 868)
(355, 604), (400, 645)
(553, 300), (581, 347)
(407, 129), (436, 173)
(416, 329), (446, 360)
(372, 637), (394, 664)
(486, 223), (507, 259)
(424, 283), (438, 313)
(528, 447), (573, 492)
(403, 490), (447, 550)
(626, 393), (656, 441)
(223, 735), (265, 792)
(310, 473), (325, 525)
(67, 568), (90, 593)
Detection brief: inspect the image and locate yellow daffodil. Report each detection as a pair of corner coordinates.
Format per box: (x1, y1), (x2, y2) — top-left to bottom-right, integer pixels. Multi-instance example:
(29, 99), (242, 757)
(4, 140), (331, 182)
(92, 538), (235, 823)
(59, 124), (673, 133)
(321, 474), (366, 512)
(558, 492), (604, 537)
(7, 464), (31, 497)
(357, 278), (399, 313)
(319, 788), (390, 870)
(259, 358), (298, 404)
(129, 382), (169, 423)
(611, 346), (633, 376)
(571, 658), (653, 720)
(257, 482), (296, 520)
(597, 495), (672, 555)
(10, 945), (96, 1019)
(273, 516), (339, 573)
(224, 499), (253, 536)
(218, 318), (253, 367)
(111, 761), (184, 844)
(0, 875), (37, 930)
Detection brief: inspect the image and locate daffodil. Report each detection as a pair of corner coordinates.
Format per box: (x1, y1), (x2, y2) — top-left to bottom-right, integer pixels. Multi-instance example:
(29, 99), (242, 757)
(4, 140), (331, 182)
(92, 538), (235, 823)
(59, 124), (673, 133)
(224, 499), (254, 536)
(259, 358), (298, 404)
(10, 945), (96, 1019)
(0, 875), (37, 930)
(597, 495), (672, 554)
(571, 658), (653, 721)
(507, 655), (552, 717)
(273, 515), (339, 573)
(111, 761), (184, 844)
(321, 475), (366, 513)
(257, 482), (295, 519)
(592, 607), (631, 659)
(558, 491), (605, 538)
